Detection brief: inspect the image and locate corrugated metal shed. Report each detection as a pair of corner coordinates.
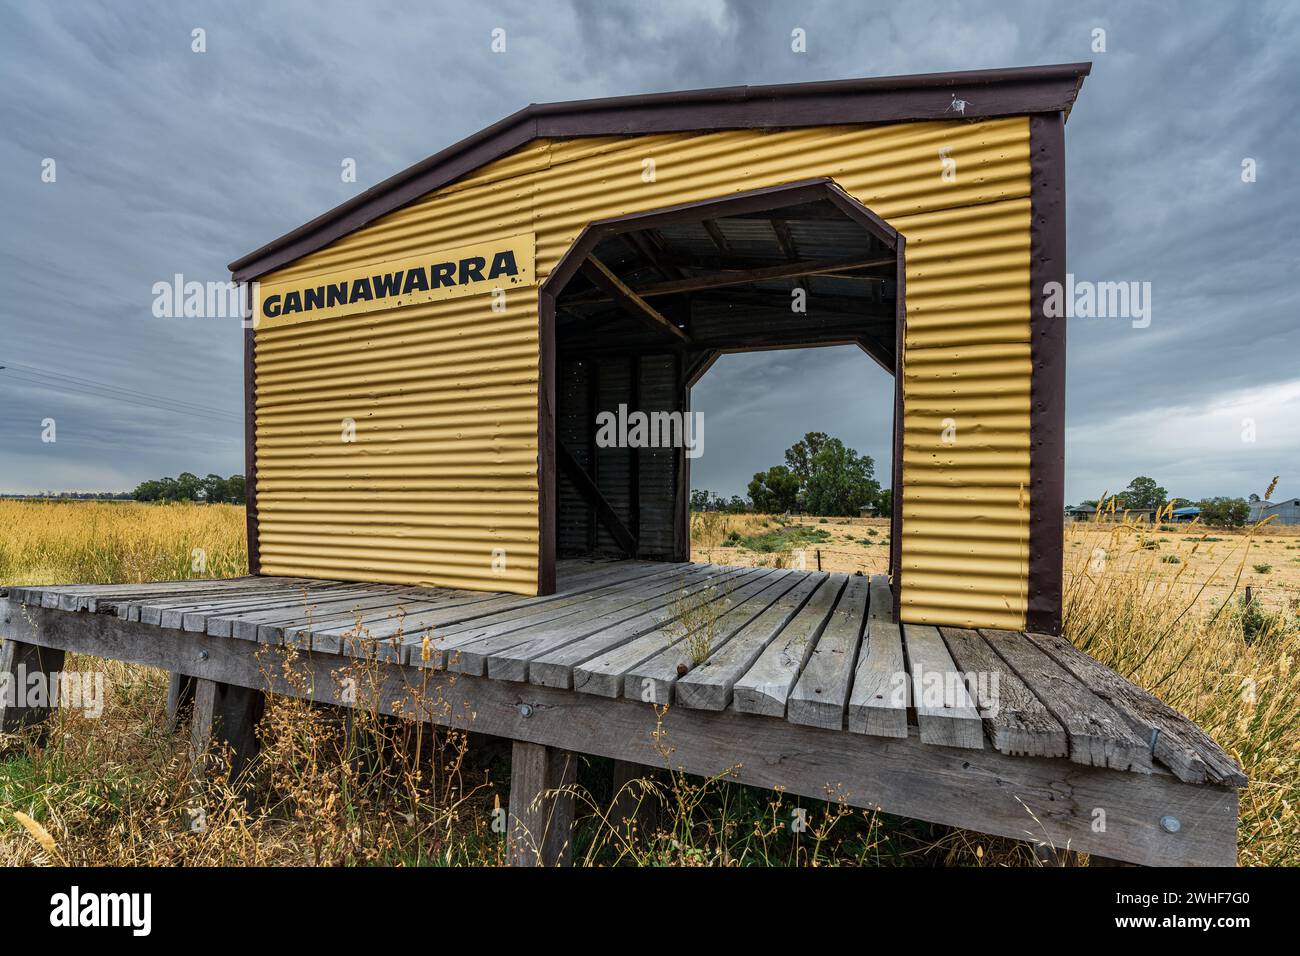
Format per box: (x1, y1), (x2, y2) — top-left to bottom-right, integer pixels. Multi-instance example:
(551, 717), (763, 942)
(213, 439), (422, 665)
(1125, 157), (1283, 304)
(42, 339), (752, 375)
(232, 63), (1088, 631)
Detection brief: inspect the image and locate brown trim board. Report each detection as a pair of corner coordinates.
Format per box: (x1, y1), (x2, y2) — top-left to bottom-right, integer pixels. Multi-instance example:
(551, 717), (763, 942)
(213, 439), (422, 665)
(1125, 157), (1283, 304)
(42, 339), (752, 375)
(1027, 113), (1067, 635)
(229, 64), (1089, 281)
(537, 291), (557, 594)
(242, 302), (260, 576)
(890, 236), (906, 621)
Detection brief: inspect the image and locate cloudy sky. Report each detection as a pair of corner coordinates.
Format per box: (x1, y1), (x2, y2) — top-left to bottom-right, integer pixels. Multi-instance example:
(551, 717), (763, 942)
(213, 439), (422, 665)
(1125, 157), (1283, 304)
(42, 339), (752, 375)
(2, 0), (1296, 506)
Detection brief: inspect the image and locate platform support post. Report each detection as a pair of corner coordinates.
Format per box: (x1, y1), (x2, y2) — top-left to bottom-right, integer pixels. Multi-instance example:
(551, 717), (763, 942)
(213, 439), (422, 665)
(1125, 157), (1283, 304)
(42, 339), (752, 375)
(166, 672), (196, 732)
(610, 759), (662, 843)
(0, 639), (65, 745)
(507, 740), (577, 866)
(189, 677), (264, 783)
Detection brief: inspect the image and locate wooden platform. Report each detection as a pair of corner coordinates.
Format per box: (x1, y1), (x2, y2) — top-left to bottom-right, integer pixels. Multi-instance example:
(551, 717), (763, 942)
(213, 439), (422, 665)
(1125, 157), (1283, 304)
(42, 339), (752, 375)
(1, 559), (1245, 866)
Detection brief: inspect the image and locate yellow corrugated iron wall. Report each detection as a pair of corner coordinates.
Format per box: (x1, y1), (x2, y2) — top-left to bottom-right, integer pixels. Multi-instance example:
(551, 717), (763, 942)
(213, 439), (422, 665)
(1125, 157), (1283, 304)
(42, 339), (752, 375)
(254, 118), (1032, 625)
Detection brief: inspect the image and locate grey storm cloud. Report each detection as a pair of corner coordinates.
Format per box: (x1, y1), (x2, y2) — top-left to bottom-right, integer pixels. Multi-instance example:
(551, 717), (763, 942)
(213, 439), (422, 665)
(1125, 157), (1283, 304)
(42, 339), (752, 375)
(1, 0), (1296, 505)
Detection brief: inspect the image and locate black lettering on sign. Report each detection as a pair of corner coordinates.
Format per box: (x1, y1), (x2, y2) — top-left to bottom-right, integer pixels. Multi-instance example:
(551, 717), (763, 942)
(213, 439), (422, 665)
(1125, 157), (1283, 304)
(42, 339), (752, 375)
(488, 250), (519, 280)
(430, 262), (456, 287)
(264, 240), (529, 321)
(349, 277), (373, 303)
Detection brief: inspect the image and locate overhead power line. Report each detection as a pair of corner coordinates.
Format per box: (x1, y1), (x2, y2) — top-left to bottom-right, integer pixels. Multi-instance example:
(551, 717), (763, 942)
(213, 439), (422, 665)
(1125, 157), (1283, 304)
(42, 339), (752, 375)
(0, 360), (243, 426)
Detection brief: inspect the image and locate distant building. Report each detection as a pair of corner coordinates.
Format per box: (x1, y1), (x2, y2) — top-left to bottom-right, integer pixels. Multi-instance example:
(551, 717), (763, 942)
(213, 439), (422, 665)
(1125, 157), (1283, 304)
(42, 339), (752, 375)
(1170, 506), (1201, 522)
(1249, 498), (1300, 525)
(1065, 504), (1097, 521)
(859, 503), (878, 517)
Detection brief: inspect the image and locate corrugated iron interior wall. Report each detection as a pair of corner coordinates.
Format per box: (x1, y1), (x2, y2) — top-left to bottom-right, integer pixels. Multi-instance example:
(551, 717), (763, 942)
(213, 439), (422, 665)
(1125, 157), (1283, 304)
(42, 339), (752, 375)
(253, 118), (1032, 626)
(556, 353), (682, 561)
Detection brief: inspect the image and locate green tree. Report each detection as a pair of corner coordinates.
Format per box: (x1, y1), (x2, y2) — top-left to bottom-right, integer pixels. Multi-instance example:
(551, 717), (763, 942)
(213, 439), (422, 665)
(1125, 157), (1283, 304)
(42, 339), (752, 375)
(1116, 476), (1167, 511)
(802, 438), (880, 517)
(747, 465), (800, 514)
(131, 479), (164, 501)
(784, 431), (831, 488)
(224, 474), (246, 503)
(201, 473), (228, 503)
(873, 487), (893, 518)
(690, 489), (711, 511)
(170, 472), (203, 502)
(1196, 497), (1250, 527)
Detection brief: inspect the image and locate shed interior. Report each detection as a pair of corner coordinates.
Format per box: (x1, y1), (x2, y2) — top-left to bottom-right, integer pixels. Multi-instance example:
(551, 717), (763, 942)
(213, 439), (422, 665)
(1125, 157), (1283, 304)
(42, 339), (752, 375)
(548, 185), (902, 586)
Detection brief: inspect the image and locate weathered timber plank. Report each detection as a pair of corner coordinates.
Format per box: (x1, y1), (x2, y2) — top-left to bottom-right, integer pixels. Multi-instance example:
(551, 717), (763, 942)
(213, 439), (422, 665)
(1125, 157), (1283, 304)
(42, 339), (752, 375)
(1025, 631), (1246, 787)
(186, 582), (413, 632)
(190, 677), (264, 783)
(0, 638), (65, 738)
(21, 577), (305, 615)
(676, 572), (827, 711)
(270, 590), (502, 648)
(621, 571), (805, 706)
(59, 574), (302, 613)
(1, 600), (1240, 866)
(479, 568), (748, 683)
(902, 624), (984, 749)
(303, 594), (524, 655)
(787, 574), (871, 730)
(524, 568), (761, 689)
(123, 581), (359, 624)
(155, 583), (379, 629)
(166, 672), (197, 732)
(442, 564), (709, 676)
(217, 586), (459, 640)
(982, 629), (1150, 772)
(417, 563), (697, 670)
(303, 562), (670, 656)
(732, 574), (846, 717)
(9, 576), (277, 612)
(576, 570), (790, 700)
(939, 627), (1067, 757)
(846, 575), (908, 738)
(106, 577), (318, 616)
(608, 759), (663, 841)
(507, 741), (578, 866)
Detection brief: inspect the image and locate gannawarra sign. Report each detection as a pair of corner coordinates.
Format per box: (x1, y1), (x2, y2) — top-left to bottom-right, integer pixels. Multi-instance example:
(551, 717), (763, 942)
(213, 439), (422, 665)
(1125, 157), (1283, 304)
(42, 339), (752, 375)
(256, 232), (536, 329)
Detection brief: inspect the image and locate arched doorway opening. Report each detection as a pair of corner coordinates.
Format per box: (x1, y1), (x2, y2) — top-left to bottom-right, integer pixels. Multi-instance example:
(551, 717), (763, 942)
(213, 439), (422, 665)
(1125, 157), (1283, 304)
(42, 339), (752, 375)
(538, 179), (903, 616)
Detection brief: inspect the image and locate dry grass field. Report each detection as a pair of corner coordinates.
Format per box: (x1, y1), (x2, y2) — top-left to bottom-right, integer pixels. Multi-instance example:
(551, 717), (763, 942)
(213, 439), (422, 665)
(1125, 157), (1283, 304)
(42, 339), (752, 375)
(1, 500), (1296, 866)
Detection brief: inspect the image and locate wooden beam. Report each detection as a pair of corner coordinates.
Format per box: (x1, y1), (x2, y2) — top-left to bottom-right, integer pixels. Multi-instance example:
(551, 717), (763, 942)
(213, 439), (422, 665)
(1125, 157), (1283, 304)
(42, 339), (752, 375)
(557, 440), (638, 556)
(2, 601), (1242, 866)
(856, 336), (894, 375)
(586, 361), (599, 553)
(692, 288), (894, 318)
(624, 231), (684, 281)
(701, 219), (731, 254)
(166, 672), (197, 732)
(610, 758), (663, 841)
(0, 639), (64, 742)
(685, 349), (720, 388)
(589, 256), (895, 301)
(190, 677), (264, 783)
(508, 740), (577, 866)
(769, 218), (799, 261)
(579, 256), (690, 342)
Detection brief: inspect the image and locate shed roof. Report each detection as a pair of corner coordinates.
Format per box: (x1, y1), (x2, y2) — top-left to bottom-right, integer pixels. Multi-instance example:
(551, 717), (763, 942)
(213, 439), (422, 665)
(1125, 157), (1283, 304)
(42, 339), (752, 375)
(230, 62), (1091, 281)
